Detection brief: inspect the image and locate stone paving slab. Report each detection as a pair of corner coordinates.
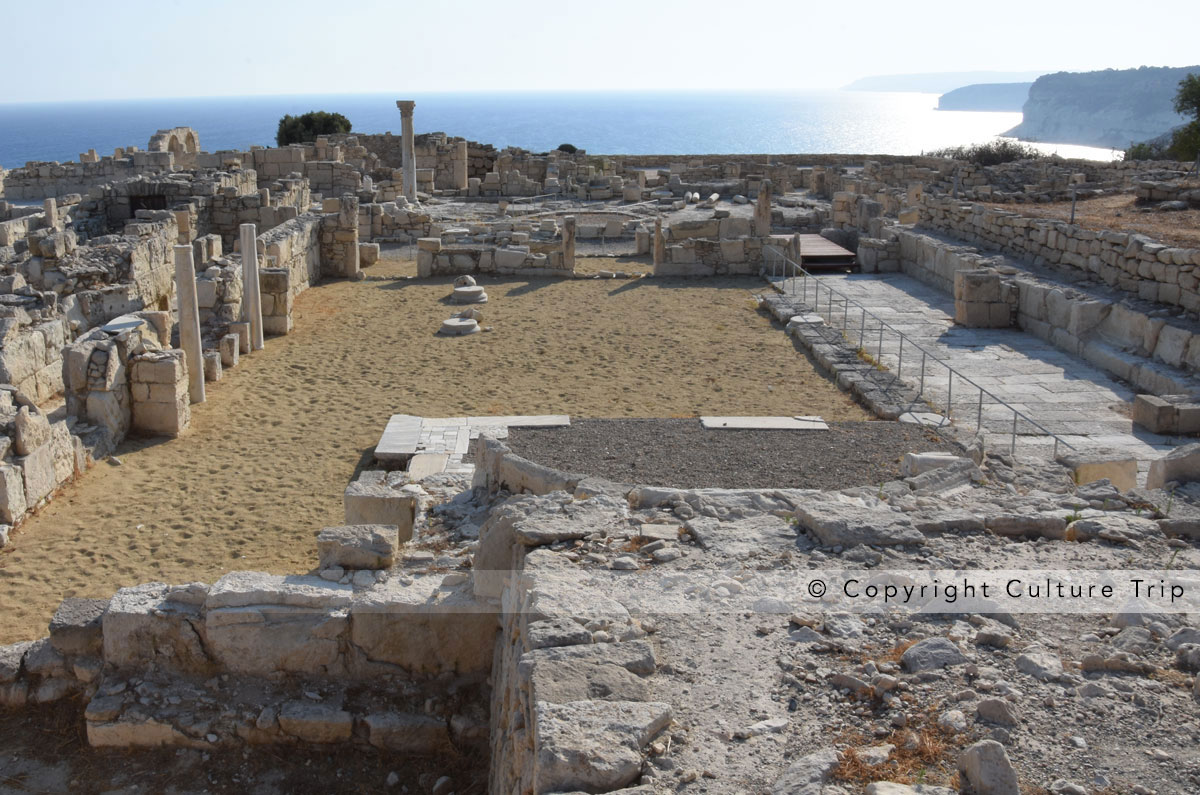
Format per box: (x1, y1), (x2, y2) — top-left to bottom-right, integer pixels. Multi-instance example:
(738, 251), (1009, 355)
(377, 415), (573, 477)
(779, 272), (1179, 476)
(375, 414), (422, 462)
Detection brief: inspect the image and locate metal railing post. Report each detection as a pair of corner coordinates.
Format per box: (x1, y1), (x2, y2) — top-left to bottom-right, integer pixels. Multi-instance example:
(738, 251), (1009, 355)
(897, 335), (903, 379)
(859, 309), (866, 349)
(919, 352), (926, 397)
(1011, 411), (1018, 455)
(842, 298), (849, 333)
(946, 369), (953, 419)
(877, 323), (884, 362)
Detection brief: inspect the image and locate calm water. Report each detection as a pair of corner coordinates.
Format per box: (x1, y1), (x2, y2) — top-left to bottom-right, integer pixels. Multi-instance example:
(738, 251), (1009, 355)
(0, 91), (1118, 169)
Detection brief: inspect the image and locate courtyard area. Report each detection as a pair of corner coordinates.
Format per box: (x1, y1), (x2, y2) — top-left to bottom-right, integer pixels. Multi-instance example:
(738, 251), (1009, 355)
(0, 254), (871, 644)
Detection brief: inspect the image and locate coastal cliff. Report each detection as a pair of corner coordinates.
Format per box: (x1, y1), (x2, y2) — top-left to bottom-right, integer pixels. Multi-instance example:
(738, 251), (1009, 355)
(937, 83), (1031, 112)
(1005, 65), (1196, 148)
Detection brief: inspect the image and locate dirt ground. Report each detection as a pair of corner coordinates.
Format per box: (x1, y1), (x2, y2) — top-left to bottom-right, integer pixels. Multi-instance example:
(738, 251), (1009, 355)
(987, 192), (1200, 247)
(0, 253), (869, 644)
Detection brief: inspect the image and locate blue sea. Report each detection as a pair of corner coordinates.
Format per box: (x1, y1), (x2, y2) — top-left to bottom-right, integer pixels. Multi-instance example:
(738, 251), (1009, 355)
(0, 91), (1118, 169)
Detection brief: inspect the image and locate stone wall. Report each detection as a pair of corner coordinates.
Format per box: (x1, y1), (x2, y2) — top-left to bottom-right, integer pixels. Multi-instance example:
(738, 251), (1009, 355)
(257, 216), (320, 335)
(918, 195), (1200, 311)
(0, 152), (176, 201)
(205, 177), (309, 249)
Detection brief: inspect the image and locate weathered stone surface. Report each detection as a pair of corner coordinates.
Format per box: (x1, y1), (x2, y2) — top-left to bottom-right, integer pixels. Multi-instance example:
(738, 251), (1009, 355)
(985, 513), (1068, 539)
(527, 617), (593, 650)
(14, 406), (50, 456)
(901, 637), (968, 672)
(1057, 449), (1138, 492)
(794, 501), (924, 547)
(0, 463), (28, 524)
(770, 747), (840, 795)
(0, 640), (34, 683)
(534, 700), (671, 793)
(19, 443), (56, 505)
(350, 578), (497, 675)
(958, 739), (1020, 795)
(364, 712), (452, 753)
(976, 697), (1020, 726)
(1015, 649), (1063, 681)
(102, 583), (211, 674)
(203, 573), (352, 676)
(343, 481), (416, 542)
(278, 701), (353, 743)
(520, 645), (652, 704)
(49, 597), (106, 656)
(88, 715), (195, 748)
(316, 524), (397, 570)
(1147, 442), (1200, 490)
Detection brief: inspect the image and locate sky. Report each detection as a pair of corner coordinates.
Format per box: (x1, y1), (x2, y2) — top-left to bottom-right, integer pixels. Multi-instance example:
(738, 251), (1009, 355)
(3, 0), (1199, 103)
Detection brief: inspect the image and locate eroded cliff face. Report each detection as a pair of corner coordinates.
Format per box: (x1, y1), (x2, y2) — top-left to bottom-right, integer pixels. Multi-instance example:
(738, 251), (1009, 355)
(1006, 65), (1195, 148)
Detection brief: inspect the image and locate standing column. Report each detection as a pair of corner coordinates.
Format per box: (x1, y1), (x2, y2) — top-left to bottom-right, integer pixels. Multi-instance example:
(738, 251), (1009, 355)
(754, 179), (772, 237)
(396, 100), (417, 201)
(43, 198), (58, 232)
(173, 245), (206, 404)
(239, 223), (265, 351)
(453, 140), (468, 191)
(562, 215), (576, 272)
(653, 217), (665, 267)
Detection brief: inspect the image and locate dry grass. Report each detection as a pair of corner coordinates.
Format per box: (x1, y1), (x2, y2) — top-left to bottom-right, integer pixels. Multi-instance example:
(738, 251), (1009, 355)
(985, 193), (1200, 248)
(830, 715), (961, 788)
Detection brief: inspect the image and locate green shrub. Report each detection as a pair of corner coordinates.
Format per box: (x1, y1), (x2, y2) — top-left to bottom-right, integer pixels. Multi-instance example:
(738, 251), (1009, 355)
(556, 143), (578, 154)
(276, 111), (352, 146)
(926, 139), (1045, 166)
(1123, 141), (1167, 161)
(1168, 121), (1200, 162)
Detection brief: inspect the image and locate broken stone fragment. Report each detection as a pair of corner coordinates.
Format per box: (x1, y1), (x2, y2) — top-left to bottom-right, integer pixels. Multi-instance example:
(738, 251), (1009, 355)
(900, 637), (968, 673)
(958, 739), (1020, 795)
(316, 524), (398, 570)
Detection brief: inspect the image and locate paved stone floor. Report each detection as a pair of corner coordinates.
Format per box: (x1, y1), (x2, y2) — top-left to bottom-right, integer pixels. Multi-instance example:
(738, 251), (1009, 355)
(776, 272), (1178, 476)
(379, 415), (571, 477)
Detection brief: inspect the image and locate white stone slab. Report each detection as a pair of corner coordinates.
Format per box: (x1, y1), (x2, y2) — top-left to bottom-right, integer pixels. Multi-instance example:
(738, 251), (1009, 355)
(700, 416), (824, 430)
(792, 416), (830, 430)
(376, 414), (422, 462)
(898, 412), (950, 427)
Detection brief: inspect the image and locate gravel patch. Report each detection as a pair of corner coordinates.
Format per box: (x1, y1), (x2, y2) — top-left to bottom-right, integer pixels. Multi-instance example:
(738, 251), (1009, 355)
(506, 418), (956, 490)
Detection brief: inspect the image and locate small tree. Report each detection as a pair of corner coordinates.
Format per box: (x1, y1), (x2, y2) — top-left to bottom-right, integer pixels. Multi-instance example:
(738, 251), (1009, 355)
(1169, 73), (1200, 162)
(556, 143), (578, 154)
(276, 111), (352, 146)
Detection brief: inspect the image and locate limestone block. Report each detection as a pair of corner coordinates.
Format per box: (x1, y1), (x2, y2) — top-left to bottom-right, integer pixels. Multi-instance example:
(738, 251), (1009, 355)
(85, 390), (129, 440)
(202, 351), (222, 382)
(533, 700), (672, 793)
(316, 524), (398, 570)
(1153, 324), (1191, 368)
(901, 452), (964, 477)
(0, 464), (28, 524)
(14, 406), (50, 456)
(131, 396), (189, 437)
(102, 583), (212, 674)
(48, 421), (75, 485)
(19, 443), (55, 505)
(349, 579), (497, 675)
(132, 352), (185, 384)
(364, 712), (453, 753)
(218, 334), (239, 368)
(278, 701), (353, 743)
(49, 597), (106, 656)
(204, 572), (352, 676)
(359, 242), (379, 266)
(1147, 443), (1200, 490)
(228, 322), (251, 354)
(1133, 394), (1175, 433)
(954, 269), (1000, 303)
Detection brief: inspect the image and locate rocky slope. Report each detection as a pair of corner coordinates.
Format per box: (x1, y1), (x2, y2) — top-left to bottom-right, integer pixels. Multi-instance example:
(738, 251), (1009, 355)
(1006, 65), (1197, 148)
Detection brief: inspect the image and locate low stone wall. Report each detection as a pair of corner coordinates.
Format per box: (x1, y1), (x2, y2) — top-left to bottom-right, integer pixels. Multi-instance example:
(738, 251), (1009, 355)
(0, 151), (176, 201)
(416, 238), (571, 278)
(1134, 179), (1200, 205)
(357, 201), (432, 242)
(918, 194), (1200, 310)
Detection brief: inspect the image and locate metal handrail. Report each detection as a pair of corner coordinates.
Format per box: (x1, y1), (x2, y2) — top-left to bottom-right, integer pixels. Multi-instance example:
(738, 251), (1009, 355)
(763, 245), (1075, 458)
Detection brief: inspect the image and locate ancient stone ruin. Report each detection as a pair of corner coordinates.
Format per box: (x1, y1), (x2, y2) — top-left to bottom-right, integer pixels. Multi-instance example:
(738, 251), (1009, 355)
(3, 100), (1200, 793)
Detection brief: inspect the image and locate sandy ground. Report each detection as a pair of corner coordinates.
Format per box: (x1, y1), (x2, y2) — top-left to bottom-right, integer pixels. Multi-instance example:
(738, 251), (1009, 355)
(987, 192), (1200, 247)
(0, 253), (868, 644)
